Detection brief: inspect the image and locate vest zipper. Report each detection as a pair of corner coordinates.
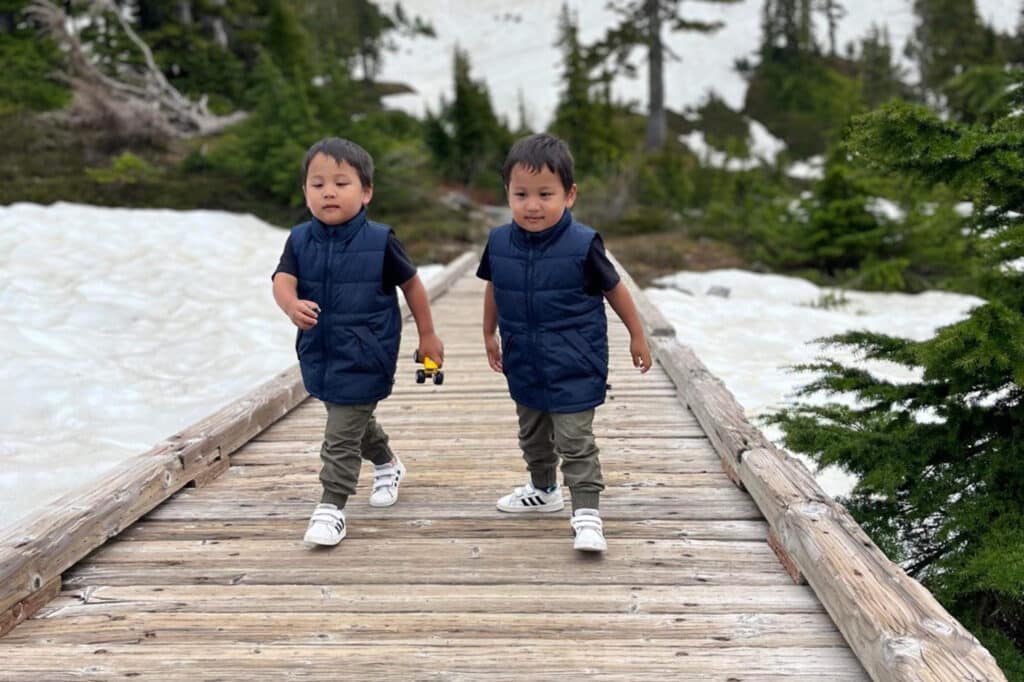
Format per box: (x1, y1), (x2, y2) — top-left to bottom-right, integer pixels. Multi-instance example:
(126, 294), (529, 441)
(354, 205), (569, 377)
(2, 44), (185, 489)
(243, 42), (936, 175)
(525, 243), (546, 407)
(322, 234), (334, 390)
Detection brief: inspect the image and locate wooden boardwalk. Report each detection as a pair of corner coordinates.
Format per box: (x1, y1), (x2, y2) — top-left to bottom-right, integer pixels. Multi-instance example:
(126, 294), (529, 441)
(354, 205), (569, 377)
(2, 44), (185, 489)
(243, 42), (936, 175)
(0, 254), (1005, 680)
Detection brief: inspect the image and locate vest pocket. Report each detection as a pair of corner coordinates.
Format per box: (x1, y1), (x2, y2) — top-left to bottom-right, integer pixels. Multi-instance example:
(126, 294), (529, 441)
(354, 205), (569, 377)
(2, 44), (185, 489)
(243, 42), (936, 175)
(500, 333), (516, 376)
(350, 326), (392, 374)
(558, 329), (607, 377)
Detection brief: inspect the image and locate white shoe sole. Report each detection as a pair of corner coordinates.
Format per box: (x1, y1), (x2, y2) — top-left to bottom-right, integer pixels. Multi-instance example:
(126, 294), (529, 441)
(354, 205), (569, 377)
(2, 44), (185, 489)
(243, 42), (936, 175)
(496, 498), (565, 513)
(574, 534), (607, 552)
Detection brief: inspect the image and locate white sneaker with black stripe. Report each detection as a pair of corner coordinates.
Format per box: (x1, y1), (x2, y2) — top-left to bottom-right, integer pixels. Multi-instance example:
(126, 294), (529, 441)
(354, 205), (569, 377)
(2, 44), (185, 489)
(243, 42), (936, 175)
(496, 482), (565, 513)
(571, 508), (607, 552)
(303, 503), (346, 546)
(369, 457), (405, 507)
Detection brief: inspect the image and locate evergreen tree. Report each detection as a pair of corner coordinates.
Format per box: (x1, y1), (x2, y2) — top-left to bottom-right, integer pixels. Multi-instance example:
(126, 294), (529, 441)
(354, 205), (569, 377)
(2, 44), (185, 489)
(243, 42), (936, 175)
(768, 75), (1024, 676)
(550, 4), (619, 173)
(592, 0), (740, 151)
(905, 0), (1003, 101)
(761, 0), (818, 55)
(262, 0), (310, 85)
(293, 0), (433, 84)
(0, 0), (69, 111)
(754, 145), (972, 290)
(945, 65), (1019, 126)
(424, 47), (510, 189)
(208, 50), (316, 203)
(856, 25), (907, 109)
(816, 0), (845, 56)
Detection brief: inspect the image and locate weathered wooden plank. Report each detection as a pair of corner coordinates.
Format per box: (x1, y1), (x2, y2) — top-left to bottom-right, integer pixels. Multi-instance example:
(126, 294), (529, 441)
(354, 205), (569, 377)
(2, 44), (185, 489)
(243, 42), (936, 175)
(61, 536), (795, 587)
(37, 583), (822, 616)
(228, 453), (727, 472)
(254, 424), (710, 440)
(141, 493), (766, 520)
(0, 645), (870, 680)
(62, 563), (797, 588)
(207, 467), (737, 489)
(112, 517), (770, 542)
(72, 536), (780, 561)
(229, 450), (727, 471)
(238, 434), (716, 452)
(6, 611), (850, 648)
(0, 576), (60, 638)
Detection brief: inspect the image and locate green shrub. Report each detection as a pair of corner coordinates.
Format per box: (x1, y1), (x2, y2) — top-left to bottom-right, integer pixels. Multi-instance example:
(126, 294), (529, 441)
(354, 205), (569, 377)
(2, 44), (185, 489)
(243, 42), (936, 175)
(0, 33), (71, 112)
(85, 152), (159, 184)
(745, 51), (861, 158)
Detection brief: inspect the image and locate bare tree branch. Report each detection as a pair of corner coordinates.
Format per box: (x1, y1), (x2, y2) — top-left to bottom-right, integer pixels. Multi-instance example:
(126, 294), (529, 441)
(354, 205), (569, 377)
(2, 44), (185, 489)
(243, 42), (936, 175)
(25, 0), (247, 137)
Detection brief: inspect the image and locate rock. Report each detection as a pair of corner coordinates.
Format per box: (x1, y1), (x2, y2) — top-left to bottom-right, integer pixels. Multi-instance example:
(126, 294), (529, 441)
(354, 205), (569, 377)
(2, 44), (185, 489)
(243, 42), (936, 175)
(706, 285), (730, 298)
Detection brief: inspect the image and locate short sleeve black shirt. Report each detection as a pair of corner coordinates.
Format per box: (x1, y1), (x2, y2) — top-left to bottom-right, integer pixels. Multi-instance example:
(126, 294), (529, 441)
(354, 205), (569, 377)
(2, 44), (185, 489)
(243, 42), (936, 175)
(272, 231), (417, 288)
(476, 234), (620, 295)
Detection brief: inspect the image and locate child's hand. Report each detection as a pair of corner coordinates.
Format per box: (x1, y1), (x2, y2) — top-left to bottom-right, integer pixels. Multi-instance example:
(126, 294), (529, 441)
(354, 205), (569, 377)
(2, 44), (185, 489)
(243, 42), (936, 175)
(288, 299), (320, 330)
(484, 332), (502, 373)
(418, 332), (445, 367)
(631, 336), (652, 373)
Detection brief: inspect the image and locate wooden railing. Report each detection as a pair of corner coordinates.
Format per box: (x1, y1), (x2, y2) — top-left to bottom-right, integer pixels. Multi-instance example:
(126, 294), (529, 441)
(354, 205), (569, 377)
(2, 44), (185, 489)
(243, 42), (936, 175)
(608, 252), (1006, 682)
(0, 251), (478, 638)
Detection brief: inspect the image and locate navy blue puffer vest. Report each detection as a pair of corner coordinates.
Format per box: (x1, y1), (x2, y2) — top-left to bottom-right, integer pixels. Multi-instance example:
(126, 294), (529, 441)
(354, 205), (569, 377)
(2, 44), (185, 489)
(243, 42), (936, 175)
(291, 209), (401, 405)
(487, 210), (608, 413)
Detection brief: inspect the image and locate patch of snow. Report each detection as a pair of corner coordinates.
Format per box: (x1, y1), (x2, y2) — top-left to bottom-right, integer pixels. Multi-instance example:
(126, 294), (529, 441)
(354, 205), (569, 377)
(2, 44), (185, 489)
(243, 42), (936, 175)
(647, 269), (982, 497)
(786, 156), (825, 181)
(0, 202), (440, 530)
(866, 197), (906, 222)
(680, 131), (761, 171)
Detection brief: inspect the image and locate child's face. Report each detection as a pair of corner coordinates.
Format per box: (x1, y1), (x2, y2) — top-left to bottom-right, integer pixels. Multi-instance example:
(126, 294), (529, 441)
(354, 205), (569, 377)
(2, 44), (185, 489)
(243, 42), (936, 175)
(303, 154), (372, 225)
(506, 163), (577, 232)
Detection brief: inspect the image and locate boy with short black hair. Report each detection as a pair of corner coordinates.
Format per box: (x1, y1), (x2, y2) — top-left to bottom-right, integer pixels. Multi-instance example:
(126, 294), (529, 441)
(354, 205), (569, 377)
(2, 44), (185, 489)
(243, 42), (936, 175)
(478, 133), (651, 552)
(272, 137), (444, 547)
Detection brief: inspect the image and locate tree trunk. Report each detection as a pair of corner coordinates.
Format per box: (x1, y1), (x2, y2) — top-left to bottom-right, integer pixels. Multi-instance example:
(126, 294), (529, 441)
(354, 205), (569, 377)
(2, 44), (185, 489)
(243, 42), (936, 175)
(211, 17), (228, 48)
(0, 11), (16, 33)
(177, 0), (193, 26)
(644, 0), (665, 151)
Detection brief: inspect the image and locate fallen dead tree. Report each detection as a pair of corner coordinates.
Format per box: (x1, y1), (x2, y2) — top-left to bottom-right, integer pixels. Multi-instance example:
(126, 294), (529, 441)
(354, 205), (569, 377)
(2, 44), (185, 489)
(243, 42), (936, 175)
(25, 0), (247, 139)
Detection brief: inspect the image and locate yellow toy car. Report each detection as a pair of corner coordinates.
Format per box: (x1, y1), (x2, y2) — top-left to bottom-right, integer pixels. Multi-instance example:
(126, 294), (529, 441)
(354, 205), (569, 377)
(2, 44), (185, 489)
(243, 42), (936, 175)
(413, 350), (444, 385)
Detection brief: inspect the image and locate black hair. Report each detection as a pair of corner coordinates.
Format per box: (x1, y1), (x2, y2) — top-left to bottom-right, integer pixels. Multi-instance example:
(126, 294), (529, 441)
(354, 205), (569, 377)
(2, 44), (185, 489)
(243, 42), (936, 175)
(500, 133), (575, 192)
(301, 137), (374, 188)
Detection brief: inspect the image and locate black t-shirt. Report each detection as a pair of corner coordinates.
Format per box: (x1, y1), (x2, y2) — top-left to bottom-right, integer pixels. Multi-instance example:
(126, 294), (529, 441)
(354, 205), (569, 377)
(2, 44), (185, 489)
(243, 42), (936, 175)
(272, 231), (417, 287)
(476, 234), (620, 295)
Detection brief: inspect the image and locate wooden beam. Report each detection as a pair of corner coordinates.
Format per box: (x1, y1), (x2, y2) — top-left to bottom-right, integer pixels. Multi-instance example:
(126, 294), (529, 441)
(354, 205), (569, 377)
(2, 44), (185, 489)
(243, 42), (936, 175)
(613, 252), (1007, 682)
(0, 249), (479, 637)
(0, 576), (59, 638)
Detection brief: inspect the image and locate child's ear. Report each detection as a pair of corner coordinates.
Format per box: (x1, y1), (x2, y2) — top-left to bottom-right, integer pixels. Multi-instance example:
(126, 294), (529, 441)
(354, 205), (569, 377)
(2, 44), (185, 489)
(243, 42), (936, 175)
(362, 184), (374, 206)
(565, 183), (578, 208)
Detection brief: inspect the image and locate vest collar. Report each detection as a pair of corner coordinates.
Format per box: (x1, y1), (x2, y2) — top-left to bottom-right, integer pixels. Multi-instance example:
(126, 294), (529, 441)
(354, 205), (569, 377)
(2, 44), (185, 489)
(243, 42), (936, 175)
(512, 209), (572, 249)
(312, 207), (368, 241)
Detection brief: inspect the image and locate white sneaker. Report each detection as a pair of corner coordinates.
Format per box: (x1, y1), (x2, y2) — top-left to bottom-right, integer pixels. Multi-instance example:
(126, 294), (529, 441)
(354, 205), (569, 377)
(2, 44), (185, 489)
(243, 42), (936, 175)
(303, 503), (346, 546)
(571, 508), (607, 552)
(496, 482), (565, 513)
(369, 457), (405, 507)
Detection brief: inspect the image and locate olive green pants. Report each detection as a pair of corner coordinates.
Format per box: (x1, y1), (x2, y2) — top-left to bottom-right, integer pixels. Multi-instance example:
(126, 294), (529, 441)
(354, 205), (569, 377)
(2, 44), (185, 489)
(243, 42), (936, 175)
(319, 401), (394, 509)
(516, 403), (604, 511)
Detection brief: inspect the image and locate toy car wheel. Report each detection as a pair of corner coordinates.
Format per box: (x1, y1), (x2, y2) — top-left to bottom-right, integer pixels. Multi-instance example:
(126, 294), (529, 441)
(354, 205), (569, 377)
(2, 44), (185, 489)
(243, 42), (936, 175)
(433, 372), (444, 385)
(416, 369), (426, 384)
(412, 350), (421, 363)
